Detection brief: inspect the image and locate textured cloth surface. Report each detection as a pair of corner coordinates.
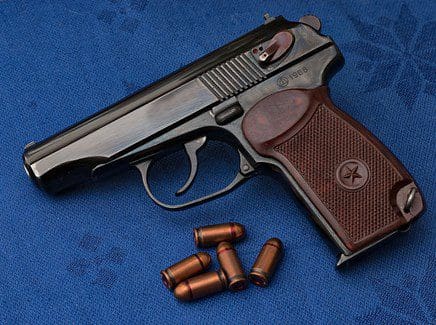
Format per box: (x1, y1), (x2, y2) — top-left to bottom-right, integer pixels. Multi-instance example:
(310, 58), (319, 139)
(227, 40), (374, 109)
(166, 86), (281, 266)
(0, 1), (435, 324)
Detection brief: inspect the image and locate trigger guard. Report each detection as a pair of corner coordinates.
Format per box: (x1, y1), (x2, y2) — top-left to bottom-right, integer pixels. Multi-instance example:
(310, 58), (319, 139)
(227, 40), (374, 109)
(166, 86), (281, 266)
(135, 151), (253, 210)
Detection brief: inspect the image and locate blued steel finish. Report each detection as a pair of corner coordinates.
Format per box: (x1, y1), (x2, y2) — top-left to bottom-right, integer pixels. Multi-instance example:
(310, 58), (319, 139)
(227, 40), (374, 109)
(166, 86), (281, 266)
(23, 14), (425, 265)
(160, 253), (211, 290)
(216, 242), (248, 291)
(23, 16), (297, 193)
(249, 238), (283, 287)
(173, 269), (227, 301)
(194, 222), (245, 248)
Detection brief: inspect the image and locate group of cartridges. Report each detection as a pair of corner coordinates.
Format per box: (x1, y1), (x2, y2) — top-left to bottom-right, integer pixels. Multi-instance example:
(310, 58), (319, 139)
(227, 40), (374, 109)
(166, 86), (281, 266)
(160, 222), (283, 301)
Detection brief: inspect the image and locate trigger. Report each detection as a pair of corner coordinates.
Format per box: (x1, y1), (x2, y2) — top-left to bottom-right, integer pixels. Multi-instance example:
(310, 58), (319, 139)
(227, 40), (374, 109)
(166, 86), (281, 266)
(176, 136), (207, 196)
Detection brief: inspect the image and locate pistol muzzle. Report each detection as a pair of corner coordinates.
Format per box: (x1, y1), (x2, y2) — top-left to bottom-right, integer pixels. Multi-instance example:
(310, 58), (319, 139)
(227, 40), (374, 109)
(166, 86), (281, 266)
(22, 140), (106, 194)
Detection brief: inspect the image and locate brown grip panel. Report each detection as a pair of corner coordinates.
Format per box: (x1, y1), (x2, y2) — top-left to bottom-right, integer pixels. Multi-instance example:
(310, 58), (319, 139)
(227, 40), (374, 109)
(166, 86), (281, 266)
(242, 86), (424, 253)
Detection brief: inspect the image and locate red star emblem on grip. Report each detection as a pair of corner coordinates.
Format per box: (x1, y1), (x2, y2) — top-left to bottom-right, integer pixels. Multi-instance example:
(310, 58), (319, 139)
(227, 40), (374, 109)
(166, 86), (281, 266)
(336, 159), (369, 191)
(343, 165), (363, 184)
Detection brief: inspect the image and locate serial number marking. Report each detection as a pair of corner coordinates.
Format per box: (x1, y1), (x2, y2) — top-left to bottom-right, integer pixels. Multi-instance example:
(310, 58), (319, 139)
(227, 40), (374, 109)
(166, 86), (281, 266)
(276, 67), (309, 88)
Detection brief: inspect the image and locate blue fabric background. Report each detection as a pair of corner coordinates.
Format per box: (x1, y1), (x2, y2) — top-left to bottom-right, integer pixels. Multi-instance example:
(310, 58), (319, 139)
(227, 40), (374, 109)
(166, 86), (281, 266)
(0, 0), (434, 324)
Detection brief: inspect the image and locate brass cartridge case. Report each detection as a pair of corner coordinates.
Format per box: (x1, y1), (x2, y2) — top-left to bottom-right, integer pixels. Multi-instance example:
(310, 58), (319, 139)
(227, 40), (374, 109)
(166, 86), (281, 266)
(194, 222), (245, 247)
(160, 252), (211, 290)
(216, 242), (248, 291)
(249, 238), (283, 287)
(173, 270), (228, 301)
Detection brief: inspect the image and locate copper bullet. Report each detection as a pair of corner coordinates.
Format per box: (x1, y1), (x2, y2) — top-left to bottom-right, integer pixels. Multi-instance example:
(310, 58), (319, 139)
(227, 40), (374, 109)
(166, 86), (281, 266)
(216, 242), (248, 291)
(160, 252), (211, 290)
(173, 269), (227, 301)
(194, 222), (245, 248)
(249, 238), (283, 287)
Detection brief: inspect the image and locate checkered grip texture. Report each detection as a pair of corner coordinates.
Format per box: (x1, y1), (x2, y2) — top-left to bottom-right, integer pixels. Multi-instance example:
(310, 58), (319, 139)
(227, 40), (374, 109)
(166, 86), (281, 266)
(274, 104), (403, 245)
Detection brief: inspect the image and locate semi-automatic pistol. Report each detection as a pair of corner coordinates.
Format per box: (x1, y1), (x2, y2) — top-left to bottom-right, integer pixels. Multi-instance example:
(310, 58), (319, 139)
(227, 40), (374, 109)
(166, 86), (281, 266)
(23, 14), (425, 265)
